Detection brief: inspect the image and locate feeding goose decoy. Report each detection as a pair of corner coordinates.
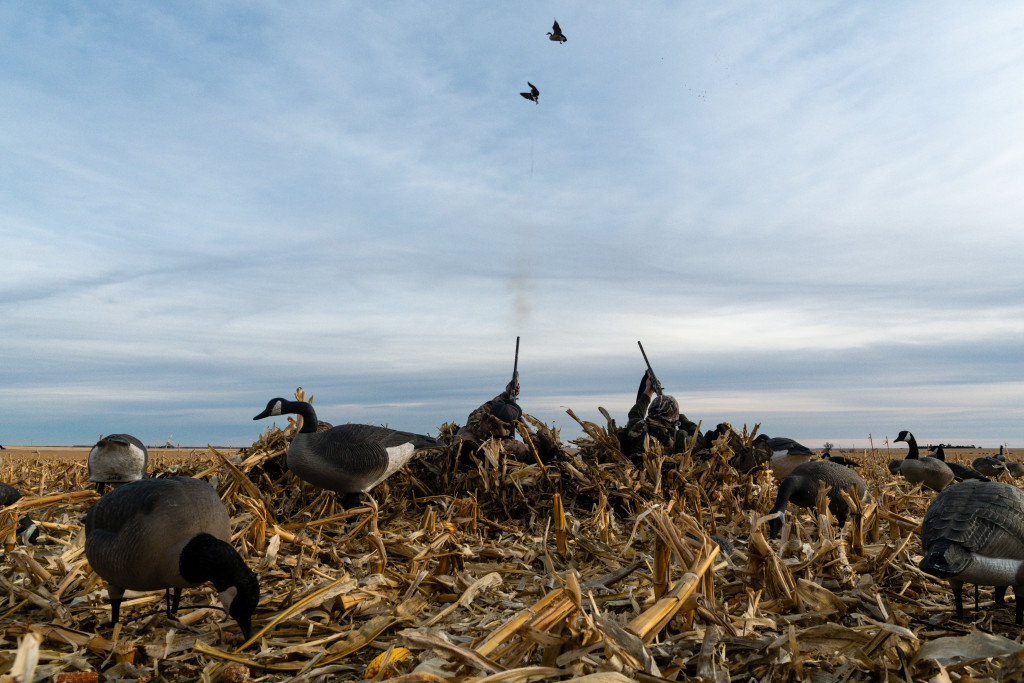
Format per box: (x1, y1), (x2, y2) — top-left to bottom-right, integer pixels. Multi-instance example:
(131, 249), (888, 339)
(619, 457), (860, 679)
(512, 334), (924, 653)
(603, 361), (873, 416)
(929, 446), (988, 483)
(88, 434), (148, 493)
(520, 82), (539, 103)
(759, 435), (815, 480)
(920, 479), (1024, 624)
(823, 454), (861, 468)
(889, 430), (954, 491)
(84, 477), (259, 638)
(994, 449), (1024, 478)
(547, 19), (567, 43)
(254, 397), (444, 508)
(0, 483), (40, 545)
(767, 460), (867, 538)
(973, 455), (1007, 478)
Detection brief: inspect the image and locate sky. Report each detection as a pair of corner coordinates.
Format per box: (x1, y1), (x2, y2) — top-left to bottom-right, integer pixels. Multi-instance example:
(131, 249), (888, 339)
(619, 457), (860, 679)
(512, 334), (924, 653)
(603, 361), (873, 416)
(2, 2), (1023, 450)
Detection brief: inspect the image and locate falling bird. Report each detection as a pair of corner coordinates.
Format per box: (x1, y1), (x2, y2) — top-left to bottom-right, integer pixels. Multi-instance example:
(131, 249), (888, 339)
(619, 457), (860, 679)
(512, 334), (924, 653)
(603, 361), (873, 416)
(548, 19), (567, 43)
(520, 82), (539, 103)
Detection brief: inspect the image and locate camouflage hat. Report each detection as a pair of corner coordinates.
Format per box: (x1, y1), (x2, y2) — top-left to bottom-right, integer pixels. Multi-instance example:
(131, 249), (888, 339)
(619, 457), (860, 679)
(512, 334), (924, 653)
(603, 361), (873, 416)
(648, 394), (679, 423)
(489, 399), (523, 424)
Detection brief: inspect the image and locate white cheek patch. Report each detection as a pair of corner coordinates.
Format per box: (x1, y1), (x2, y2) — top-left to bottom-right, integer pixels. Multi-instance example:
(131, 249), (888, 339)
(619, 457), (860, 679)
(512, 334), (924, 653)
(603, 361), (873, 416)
(272, 401), (283, 416)
(219, 586), (239, 611)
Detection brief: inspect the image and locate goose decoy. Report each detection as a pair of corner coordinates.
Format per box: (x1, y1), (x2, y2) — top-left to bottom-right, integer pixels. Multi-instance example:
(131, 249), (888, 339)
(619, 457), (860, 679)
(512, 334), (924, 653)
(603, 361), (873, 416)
(759, 435), (815, 480)
(767, 460), (867, 538)
(253, 398), (444, 508)
(823, 455), (861, 468)
(547, 19), (567, 43)
(84, 477), (258, 638)
(920, 479), (1024, 624)
(88, 434), (148, 493)
(520, 82), (539, 103)
(929, 446), (988, 483)
(972, 456), (1006, 478)
(890, 430), (954, 491)
(994, 450), (1024, 478)
(0, 483), (40, 545)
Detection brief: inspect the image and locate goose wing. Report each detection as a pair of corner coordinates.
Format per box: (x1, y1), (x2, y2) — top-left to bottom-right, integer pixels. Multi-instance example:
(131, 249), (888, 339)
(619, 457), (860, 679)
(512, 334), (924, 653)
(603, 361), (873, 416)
(922, 481), (1024, 560)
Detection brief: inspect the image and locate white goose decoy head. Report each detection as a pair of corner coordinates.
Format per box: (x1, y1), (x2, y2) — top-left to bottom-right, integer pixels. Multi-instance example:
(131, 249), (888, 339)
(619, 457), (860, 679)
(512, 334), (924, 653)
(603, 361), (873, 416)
(88, 434), (148, 493)
(254, 397), (444, 508)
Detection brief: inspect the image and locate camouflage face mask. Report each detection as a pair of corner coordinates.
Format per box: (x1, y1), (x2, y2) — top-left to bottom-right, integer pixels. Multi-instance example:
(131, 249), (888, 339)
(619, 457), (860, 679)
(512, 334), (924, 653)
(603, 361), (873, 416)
(648, 395), (680, 424)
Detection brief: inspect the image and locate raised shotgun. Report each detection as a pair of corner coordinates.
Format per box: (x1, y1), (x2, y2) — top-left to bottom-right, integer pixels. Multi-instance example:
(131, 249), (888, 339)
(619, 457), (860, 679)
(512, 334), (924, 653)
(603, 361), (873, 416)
(637, 340), (664, 398)
(510, 336), (521, 402)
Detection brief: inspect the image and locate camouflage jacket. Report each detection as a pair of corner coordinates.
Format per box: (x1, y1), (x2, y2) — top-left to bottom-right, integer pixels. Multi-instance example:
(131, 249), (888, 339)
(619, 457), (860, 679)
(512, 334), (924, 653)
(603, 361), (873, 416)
(619, 393), (706, 458)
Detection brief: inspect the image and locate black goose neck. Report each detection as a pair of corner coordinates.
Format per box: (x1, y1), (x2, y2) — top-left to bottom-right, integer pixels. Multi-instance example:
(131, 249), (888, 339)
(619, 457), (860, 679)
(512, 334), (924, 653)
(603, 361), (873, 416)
(285, 400), (319, 434)
(904, 433), (919, 459)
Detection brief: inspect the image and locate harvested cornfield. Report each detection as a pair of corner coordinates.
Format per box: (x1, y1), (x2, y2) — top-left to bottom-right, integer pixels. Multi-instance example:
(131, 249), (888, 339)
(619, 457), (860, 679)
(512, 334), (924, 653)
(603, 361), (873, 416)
(1, 394), (1023, 681)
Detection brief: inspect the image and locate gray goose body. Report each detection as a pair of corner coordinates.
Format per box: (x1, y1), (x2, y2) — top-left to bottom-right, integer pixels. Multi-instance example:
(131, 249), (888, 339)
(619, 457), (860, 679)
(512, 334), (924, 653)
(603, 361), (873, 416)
(254, 398), (443, 507)
(768, 460), (867, 538)
(890, 430), (954, 491)
(929, 446), (988, 483)
(972, 456), (1007, 478)
(920, 479), (1024, 623)
(759, 435), (815, 480)
(88, 433), (148, 490)
(84, 477), (258, 637)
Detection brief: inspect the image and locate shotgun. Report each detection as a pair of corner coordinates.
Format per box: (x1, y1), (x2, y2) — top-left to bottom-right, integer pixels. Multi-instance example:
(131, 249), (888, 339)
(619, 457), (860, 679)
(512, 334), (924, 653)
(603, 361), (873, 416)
(637, 340), (664, 398)
(510, 336), (521, 402)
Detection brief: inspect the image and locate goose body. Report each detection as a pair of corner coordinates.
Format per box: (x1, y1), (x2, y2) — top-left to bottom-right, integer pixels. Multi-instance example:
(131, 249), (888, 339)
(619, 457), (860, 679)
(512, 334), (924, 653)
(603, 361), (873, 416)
(995, 451), (1024, 478)
(972, 456), (1007, 478)
(88, 434), (148, 491)
(929, 446), (988, 482)
(768, 460), (867, 538)
(761, 435), (815, 480)
(520, 82), (539, 103)
(920, 479), (1024, 623)
(254, 398), (443, 507)
(547, 19), (567, 43)
(84, 477), (258, 637)
(890, 430), (954, 491)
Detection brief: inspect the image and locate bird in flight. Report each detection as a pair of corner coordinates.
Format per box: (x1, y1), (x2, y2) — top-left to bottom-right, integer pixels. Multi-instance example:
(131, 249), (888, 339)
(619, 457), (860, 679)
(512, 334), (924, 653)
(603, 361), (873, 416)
(548, 19), (567, 43)
(520, 82), (539, 103)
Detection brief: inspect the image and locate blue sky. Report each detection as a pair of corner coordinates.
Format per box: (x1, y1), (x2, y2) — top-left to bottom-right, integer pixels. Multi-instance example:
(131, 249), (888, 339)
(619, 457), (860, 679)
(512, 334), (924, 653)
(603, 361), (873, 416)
(3, 2), (1023, 449)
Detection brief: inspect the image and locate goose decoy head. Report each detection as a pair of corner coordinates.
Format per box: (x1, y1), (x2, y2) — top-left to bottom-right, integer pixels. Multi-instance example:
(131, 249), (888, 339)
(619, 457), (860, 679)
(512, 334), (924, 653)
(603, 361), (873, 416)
(895, 430), (911, 444)
(520, 82), (539, 103)
(253, 398), (289, 420)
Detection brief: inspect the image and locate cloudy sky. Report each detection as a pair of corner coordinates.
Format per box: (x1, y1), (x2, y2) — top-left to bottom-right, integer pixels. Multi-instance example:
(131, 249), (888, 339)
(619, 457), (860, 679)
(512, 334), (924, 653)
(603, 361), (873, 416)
(3, 2), (1023, 450)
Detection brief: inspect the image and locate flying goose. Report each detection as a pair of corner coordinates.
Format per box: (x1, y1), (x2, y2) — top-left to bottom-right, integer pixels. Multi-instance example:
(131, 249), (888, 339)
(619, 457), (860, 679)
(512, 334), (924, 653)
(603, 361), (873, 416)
(88, 434), (148, 493)
(767, 460), (868, 538)
(920, 479), (1024, 624)
(889, 430), (954, 491)
(520, 82), (539, 103)
(84, 477), (259, 638)
(548, 19), (567, 43)
(253, 398), (444, 508)
(928, 446), (988, 483)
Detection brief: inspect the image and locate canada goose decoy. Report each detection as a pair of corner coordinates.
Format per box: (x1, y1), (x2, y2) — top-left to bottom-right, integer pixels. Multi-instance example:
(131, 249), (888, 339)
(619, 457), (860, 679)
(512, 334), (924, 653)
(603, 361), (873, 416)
(759, 435), (815, 480)
(994, 450), (1024, 478)
(890, 430), (954, 491)
(767, 460), (868, 538)
(253, 398), (444, 508)
(520, 82), (539, 103)
(547, 19), (567, 43)
(84, 477), (258, 638)
(973, 456), (1007, 478)
(0, 483), (40, 545)
(88, 434), (148, 493)
(928, 446), (988, 483)
(920, 479), (1024, 624)
(823, 455), (861, 468)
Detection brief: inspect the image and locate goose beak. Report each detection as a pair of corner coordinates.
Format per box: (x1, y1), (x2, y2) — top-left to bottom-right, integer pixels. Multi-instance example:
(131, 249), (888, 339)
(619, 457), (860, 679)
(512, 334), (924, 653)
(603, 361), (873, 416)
(253, 408), (273, 420)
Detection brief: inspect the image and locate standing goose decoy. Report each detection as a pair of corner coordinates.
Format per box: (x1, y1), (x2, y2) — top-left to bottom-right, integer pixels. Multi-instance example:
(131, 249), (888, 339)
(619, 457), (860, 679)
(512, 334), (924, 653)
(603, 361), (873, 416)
(760, 435), (815, 480)
(890, 430), (954, 491)
(547, 19), (567, 43)
(88, 434), (148, 493)
(767, 460), (868, 538)
(253, 398), (444, 508)
(920, 479), (1024, 624)
(520, 82), (539, 104)
(929, 446), (988, 483)
(84, 477), (258, 638)
(972, 455), (1007, 478)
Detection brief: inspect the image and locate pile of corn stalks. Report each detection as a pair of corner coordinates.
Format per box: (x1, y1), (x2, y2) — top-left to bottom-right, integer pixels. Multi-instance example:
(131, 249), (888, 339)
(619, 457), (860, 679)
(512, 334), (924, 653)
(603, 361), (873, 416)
(1, 390), (1023, 682)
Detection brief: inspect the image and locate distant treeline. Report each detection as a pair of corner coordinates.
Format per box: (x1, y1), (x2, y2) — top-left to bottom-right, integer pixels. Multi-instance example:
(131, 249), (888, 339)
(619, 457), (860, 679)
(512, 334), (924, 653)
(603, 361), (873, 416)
(928, 443), (978, 449)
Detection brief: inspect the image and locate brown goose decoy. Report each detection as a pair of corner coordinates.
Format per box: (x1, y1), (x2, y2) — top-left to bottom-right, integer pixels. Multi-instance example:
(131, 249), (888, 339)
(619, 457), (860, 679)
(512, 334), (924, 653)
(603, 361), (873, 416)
(920, 479), (1024, 624)
(84, 477), (259, 638)
(520, 82), (539, 103)
(548, 19), (567, 43)
(254, 398), (444, 508)
(767, 460), (867, 538)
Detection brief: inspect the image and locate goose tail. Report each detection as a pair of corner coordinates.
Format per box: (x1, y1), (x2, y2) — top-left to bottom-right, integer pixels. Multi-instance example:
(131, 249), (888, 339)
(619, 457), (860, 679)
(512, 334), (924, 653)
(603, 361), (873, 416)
(919, 539), (970, 578)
